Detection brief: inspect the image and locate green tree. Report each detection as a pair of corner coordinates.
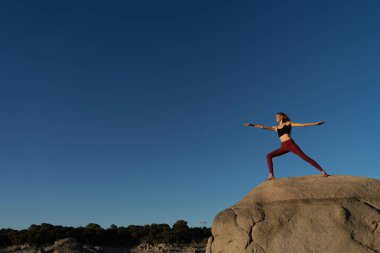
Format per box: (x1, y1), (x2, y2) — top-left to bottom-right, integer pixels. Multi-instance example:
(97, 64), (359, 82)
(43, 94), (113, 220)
(86, 223), (102, 230)
(109, 224), (118, 230)
(171, 220), (190, 244)
(0, 220), (211, 247)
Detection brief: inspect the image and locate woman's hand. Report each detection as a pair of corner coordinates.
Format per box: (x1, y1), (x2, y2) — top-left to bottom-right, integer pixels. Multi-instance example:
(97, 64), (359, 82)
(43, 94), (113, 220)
(316, 121), (325, 125)
(244, 122), (251, 127)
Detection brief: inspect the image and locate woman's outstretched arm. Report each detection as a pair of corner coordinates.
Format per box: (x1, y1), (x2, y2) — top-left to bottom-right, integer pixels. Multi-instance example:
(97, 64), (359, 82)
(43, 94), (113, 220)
(244, 122), (276, 131)
(290, 121), (325, 127)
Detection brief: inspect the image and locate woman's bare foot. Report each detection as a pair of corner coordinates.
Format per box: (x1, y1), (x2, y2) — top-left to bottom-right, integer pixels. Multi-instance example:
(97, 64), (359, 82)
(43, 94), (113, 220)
(321, 170), (329, 177)
(266, 174), (276, 181)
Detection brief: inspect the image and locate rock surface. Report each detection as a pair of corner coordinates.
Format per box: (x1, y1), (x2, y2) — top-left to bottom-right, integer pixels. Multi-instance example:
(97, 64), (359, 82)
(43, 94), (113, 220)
(2, 238), (104, 253)
(130, 243), (205, 253)
(1, 240), (205, 253)
(45, 238), (102, 253)
(206, 175), (380, 253)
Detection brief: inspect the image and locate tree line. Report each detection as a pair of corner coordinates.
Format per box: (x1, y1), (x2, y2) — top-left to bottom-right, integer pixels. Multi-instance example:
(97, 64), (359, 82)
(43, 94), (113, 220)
(0, 220), (210, 248)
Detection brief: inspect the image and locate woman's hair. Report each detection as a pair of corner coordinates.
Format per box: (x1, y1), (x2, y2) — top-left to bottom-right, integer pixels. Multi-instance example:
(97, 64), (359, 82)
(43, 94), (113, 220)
(277, 112), (290, 122)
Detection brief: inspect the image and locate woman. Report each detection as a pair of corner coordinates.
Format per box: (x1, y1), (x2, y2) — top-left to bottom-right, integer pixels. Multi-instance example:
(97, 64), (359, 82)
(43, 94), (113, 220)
(244, 112), (329, 181)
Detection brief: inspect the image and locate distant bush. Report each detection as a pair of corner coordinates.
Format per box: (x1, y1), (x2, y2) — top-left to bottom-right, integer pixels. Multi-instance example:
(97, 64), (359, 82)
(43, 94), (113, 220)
(0, 220), (211, 248)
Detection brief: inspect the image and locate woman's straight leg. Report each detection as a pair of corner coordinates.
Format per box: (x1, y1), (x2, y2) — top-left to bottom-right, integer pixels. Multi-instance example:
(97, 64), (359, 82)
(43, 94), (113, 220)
(289, 142), (323, 172)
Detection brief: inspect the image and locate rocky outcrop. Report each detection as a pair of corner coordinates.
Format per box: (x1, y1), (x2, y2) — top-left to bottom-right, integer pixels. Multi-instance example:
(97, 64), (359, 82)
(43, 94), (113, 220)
(207, 175), (380, 253)
(45, 238), (103, 253)
(130, 243), (205, 253)
(3, 238), (104, 253)
(2, 240), (205, 253)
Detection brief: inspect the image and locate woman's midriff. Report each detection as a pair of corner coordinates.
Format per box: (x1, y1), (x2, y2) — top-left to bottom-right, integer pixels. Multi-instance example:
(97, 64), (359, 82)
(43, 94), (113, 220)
(279, 134), (291, 142)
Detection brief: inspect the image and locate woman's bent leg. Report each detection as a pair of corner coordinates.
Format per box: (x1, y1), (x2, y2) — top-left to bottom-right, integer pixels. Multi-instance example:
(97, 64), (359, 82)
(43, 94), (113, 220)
(266, 147), (289, 174)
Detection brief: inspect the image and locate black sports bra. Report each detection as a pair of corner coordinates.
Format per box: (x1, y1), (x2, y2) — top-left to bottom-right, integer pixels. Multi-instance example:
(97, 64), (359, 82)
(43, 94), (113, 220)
(277, 124), (291, 137)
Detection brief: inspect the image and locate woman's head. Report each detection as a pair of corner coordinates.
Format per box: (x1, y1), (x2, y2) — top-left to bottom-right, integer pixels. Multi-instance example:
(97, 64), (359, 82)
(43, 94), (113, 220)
(276, 112), (290, 123)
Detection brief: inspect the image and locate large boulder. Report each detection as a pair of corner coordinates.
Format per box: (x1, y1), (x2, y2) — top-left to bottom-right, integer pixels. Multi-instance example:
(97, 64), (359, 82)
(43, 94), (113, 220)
(206, 175), (380, 253)
(44, 238), (102, 253)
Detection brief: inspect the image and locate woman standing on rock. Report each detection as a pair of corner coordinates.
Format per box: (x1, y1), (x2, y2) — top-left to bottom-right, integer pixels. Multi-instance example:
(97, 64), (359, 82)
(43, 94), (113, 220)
(244, 112), (329, 181)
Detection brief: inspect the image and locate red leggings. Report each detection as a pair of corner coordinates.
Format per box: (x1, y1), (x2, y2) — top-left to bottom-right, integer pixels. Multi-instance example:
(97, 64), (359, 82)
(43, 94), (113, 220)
(266, 139), (323, 174)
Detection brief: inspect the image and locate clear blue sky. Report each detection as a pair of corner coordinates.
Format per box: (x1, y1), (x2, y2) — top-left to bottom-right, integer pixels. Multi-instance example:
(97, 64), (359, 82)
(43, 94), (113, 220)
(0, 0), (379, 230)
